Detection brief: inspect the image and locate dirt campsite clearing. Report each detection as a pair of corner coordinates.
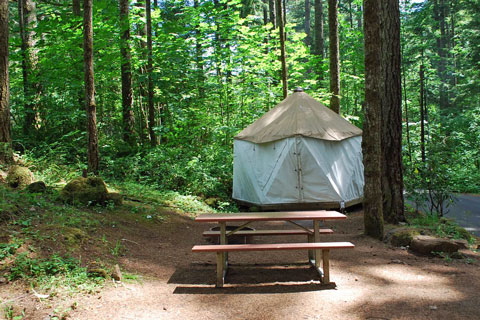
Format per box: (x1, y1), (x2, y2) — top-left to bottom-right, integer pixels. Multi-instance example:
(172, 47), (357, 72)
(1, 206), (479, 320)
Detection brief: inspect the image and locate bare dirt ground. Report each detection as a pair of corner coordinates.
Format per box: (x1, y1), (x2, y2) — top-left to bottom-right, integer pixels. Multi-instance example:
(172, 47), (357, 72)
(1, 207), (479, 320)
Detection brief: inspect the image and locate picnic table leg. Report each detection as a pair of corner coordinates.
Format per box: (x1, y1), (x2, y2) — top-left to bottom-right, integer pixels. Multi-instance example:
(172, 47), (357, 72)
(220, 222), (228, 270)
(216, 252), (224, 287)
(307, 234), (314, 263)
(322, 249), (330, 284)
(313, 220), (323, 280)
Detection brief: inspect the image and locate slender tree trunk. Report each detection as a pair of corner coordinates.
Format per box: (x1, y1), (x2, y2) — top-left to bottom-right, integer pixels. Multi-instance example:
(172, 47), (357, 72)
(420, 63), (426, 163)
(314, 0), (324, 58)
(194, 0), (205, 98)
(433, 0), (448, 109)
(0, 0), (12, 164)
(19, 0), (39, 135)
(146, 0), (156, 146)
(328, 0), (340, 113)
(379, 0), (405, 224)
(314, 0), (324, 80)
(400, 2), (412, 163)
(120, 0), (135, 145)
(83, 0), (99, 174)
(136, 0), (148, 143)
(304, 0), (311, 47)
(263, 0), (268, 25)
(402, 48), (412, 163)
(362, 0), (384, 240)
(269, 0), (276, 28)
(276, 0), (288, 99)
(73, 0), (81, 16)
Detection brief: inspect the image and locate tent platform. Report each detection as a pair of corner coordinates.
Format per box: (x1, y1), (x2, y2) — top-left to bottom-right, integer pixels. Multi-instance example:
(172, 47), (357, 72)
(233, 198), (363, 211)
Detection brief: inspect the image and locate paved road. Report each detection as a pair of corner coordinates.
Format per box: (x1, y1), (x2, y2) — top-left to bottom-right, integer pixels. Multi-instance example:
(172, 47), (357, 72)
(445, 194), (480, 236)
(409, 194), (480, 236)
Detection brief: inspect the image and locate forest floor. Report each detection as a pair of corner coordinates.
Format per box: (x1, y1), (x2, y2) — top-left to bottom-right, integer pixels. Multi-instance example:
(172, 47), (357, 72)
(1, 200), (480, 320)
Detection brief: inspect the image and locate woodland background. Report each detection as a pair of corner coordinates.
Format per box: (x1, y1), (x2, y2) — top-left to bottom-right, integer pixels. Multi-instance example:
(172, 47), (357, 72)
(3, 0), (480, 207)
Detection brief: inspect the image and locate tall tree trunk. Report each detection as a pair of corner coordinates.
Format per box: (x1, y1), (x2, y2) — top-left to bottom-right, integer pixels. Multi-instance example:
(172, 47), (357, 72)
(401, 46), (412, 163)
(362, 0), (384, 240)
(136, 0), (148, 143)
(276, 0), (288, 99)
(263, 0), (268, 25)
(420, 63), (426, 163)
(304, 0), (311, 47)
(19, 0), (39, 135)
(146, 0), (156, 146)
(268, 0), (276, 28)
(119, 0), (135, 145)
(314, 0), (324, 58)
(433, 0), (448, 109)
(194, 0), (205, 98)
(328, 0), (340, 113)
(0, 0), (12, 164)
(314, 0), (324, 80)
(83, 0), (99, 174)
(379, 0), (404, 224)
(73, 0), (81, 16)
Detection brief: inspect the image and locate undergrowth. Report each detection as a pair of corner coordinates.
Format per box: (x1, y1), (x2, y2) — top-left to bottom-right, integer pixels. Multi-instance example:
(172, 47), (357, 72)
(405, 206), (475, 244)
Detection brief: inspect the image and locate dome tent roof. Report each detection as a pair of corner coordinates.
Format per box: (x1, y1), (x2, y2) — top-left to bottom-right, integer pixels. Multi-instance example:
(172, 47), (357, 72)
(235, 90), (362, 144)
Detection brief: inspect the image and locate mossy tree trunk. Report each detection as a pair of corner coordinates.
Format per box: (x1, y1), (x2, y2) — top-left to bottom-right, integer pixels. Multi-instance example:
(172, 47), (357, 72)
(83, 0), (99, 174)
(0, 0), (12, 164)
(146, 0), (157, 146)
(19, 0), (40, 135)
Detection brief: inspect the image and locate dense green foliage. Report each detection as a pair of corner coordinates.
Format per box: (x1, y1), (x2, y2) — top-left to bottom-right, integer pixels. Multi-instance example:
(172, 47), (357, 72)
(4, 0), (480, 205)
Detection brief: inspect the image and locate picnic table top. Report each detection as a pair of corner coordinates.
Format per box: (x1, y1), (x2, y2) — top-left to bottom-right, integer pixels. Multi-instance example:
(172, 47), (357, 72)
(194, 210), (347, 223)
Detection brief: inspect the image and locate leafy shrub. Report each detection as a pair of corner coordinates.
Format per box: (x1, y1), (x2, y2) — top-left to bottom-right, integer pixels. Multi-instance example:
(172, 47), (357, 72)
(101, 144), (234, 201)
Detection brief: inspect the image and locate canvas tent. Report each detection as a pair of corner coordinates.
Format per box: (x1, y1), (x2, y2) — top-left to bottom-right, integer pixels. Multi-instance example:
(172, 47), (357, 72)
(232, 89), (364, 210)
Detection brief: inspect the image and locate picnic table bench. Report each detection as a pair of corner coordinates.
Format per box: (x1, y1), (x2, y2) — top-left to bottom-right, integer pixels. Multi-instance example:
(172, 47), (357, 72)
(192, 211), (354, 287)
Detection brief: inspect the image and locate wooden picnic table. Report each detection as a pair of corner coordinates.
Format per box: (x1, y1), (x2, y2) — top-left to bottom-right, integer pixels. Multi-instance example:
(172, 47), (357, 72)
(193, 210), (352, 287)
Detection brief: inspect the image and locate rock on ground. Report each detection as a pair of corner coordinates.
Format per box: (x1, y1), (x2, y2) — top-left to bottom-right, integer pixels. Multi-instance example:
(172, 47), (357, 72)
(410, 235), (462, 255)
(59, 177), (109, 205)
(6, 166), (34, 189)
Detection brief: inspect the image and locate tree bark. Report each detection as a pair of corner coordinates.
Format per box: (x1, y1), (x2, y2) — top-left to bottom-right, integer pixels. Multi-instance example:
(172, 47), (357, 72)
(146, 0), (156, 146)
(135, 0), (148, 143)
(314, 0), (324, 59)
(73, 0), (81, 16)
(276, 0), (288, 99)
(328, 0), (340, 114)
(119, 0), (135, 145)
(0, 0), (12, 164)
(433, 0), (448, 109)
(420, 63), (426, 163)
(83, 0), (99, 174)
(194, 0), (205, 98)
(263, 0), (268, 26)
(380, 0), (405, 224)
(362, 0), (384, 240)
(304, 0), (311, 47)
(268, 0), (276, 28)
(19, 0), (39, 135)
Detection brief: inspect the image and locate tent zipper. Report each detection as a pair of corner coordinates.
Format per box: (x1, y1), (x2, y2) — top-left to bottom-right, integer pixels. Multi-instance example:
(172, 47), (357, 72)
(294, 136), (304, 202)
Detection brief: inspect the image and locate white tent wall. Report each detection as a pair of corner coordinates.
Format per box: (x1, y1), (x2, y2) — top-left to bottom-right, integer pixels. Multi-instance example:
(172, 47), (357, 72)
(301, 136), (364, 203)
(232, 136), (364, 207)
